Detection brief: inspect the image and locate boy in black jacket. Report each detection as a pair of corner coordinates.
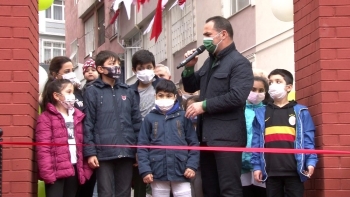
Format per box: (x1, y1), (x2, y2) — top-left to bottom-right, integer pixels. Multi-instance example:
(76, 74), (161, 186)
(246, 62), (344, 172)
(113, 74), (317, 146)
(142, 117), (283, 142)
(83, 50), (142, 197)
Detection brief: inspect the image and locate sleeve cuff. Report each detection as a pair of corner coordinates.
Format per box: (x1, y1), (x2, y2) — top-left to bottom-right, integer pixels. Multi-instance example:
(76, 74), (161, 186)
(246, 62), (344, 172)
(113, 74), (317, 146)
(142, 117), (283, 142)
(202, 100), (207, 111)
(182, 67), (195, 77)
(141, 172), (152, 179)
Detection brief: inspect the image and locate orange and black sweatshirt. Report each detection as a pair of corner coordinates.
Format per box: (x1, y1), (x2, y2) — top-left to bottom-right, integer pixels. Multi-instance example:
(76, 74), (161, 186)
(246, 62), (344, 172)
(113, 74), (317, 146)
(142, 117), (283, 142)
(264, 101), (299, 177)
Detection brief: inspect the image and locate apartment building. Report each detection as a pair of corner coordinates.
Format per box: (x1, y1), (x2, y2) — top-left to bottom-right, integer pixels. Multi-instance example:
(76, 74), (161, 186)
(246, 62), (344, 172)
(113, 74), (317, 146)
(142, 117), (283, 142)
(65, 0), (294, 86)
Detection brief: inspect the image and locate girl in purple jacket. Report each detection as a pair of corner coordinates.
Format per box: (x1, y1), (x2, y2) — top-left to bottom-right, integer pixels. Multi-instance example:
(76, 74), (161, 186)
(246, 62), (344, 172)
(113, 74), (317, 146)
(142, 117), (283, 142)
(36, 79), (92, 197)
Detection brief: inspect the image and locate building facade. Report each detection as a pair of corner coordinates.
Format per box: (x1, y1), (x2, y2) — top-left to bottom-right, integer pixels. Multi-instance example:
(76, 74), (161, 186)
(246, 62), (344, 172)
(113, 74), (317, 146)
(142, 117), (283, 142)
(65, 0), (294, 86)
(39, 0), (66, 67)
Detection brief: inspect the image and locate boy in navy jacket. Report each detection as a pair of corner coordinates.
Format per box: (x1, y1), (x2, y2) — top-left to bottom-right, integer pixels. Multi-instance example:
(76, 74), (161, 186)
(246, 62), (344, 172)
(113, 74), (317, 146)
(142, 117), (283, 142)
(251, 69), (317, 197)
(137, 80), (199, 196)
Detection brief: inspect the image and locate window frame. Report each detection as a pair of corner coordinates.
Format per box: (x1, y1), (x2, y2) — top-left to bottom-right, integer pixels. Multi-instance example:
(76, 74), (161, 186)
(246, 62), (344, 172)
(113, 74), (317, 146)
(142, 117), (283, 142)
(84, 15), (95, 56)
(41, 40), (66, 63)
(97, 5), (105, 47)
(223, 0), (251, 18)
(45, 0), (65, 22)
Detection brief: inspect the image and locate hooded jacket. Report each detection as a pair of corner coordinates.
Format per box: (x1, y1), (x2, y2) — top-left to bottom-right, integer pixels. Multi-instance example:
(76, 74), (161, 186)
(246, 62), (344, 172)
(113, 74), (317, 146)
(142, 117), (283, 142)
(137, 101), (200, 182)
(83, 77), (142, 161)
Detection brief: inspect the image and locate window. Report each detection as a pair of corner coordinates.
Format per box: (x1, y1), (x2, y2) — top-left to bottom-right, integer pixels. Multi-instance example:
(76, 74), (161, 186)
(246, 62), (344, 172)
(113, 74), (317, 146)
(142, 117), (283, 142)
(45, 0), (64, 21)
(125, 33), (142, 79)
(42, 41), (66, 63)
(85, 16), (95, 56)
(97, 6), (105, 47)
(222, 0), (250, 18)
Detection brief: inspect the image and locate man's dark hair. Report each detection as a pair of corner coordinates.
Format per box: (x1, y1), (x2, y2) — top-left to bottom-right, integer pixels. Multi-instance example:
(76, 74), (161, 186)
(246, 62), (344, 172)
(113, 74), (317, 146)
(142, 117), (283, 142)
(268, 69), (294, 85)
(155, 79), (177, 95)
(95, 50), (120, 68)
(206, 16), (234, 39)
(131, 50), (155, 70)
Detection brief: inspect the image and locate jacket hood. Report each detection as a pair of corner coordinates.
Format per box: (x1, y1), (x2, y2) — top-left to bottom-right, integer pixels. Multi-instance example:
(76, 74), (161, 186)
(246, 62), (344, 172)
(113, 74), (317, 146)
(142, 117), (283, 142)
(246, 101), (264, 109)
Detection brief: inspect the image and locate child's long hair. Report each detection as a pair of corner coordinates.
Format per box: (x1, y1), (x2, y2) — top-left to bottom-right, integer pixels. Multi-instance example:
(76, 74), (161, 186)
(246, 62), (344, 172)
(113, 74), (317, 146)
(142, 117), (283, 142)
(253, 76), (272, 105)
(41, 79), (72, 111)
(40, 56), (72, 109)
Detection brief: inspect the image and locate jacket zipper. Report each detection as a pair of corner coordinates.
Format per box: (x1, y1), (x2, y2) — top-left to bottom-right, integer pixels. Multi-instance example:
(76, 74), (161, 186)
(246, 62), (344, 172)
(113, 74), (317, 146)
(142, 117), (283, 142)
(297, 108), (308, 177)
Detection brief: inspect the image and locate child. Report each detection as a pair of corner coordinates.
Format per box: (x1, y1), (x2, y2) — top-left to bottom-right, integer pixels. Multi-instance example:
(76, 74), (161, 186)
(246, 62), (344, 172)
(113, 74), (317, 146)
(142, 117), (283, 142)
(82, 58), (99, 94)
(130, 49), (161, 119)
(40, 56), (84, 111)
(183, 95), (200, 129)
(83, 50), (142, 197)
(251, 69), (317, 197)
(36, 79), (93, 197)
(130, 50), (162, 197)
(76, 59), (99, 197)
(137, 80), (200, 197)
(241, 75), (268, 197)
(183, 95), (203, 197)
(177, 79), (199, 109)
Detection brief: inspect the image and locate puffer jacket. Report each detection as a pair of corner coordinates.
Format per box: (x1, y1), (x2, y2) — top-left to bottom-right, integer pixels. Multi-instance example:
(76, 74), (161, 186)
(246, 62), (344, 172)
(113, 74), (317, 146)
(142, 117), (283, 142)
(83, 77), (142, 161)
(137, 101), (200, 182)
(242, 101), (264, 173)
(36, 103), (93, 184)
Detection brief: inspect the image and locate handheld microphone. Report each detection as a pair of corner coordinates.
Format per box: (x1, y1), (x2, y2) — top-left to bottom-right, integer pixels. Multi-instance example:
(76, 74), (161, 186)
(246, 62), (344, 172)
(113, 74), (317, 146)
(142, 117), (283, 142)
(177, 45), (206, 69)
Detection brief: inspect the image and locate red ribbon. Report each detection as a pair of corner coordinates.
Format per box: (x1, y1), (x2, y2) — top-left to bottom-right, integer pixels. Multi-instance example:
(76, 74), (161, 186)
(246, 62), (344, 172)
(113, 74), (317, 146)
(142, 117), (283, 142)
(1, 141), (349, 155)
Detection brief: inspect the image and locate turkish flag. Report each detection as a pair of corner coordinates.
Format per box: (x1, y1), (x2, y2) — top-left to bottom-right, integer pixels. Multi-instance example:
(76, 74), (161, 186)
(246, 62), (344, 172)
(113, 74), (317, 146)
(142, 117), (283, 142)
(109, 9), (120, 25)
(150, 0), (162, 41)
(137, 0), (149, 11)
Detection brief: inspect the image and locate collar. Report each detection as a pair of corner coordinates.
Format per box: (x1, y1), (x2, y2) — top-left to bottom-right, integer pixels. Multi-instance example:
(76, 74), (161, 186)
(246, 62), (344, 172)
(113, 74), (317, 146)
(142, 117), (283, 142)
(246, 101), (264, 109)
(209, 42), (236, 60)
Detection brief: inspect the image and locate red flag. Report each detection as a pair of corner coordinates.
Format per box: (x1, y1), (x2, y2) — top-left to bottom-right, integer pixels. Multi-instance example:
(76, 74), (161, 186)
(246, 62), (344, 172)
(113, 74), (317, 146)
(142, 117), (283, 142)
(137, 0), (149, 12)
(150, 0), (162, 41)
(109, 9), (120, 25)
(178, 0), (186, 6)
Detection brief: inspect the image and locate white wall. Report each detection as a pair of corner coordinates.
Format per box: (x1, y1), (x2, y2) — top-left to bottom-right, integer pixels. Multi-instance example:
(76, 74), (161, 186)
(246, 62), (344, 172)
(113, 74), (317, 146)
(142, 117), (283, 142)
(254, 0), (294, 79)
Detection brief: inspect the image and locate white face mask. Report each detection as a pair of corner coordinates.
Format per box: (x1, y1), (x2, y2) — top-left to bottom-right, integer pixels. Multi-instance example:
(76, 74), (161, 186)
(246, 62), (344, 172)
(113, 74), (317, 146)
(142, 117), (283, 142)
(62, 72), (81, 88)
(155, 99), (175, 112)
(247, 91), (265, 105)
(136, 69), (155, 84)
(60, 94), (76, 110)
(268, 83), (287, 100)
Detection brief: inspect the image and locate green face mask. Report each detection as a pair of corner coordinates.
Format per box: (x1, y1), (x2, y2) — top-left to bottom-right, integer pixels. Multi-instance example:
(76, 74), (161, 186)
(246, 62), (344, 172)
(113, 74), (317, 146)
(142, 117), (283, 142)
(203, 32), (223, 54)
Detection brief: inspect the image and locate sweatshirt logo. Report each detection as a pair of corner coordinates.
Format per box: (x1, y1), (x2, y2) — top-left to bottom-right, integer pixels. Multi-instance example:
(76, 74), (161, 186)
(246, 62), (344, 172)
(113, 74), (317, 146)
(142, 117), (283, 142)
(121, 95), (126, 100)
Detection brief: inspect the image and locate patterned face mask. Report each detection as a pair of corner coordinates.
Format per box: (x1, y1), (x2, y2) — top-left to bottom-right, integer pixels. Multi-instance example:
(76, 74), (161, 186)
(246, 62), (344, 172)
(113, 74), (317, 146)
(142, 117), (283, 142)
(103, 66), (121, 79)
(58, 93), (76, 110)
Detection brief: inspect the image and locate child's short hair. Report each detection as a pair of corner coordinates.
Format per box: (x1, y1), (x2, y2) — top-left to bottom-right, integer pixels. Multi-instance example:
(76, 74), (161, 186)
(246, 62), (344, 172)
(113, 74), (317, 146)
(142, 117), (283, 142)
(183, 95), (200, 110)
(95, 50), (120, 67)
(268, 69), (294, 85)
(131, 50), (155, 70)
(155, 80), (177, 95)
